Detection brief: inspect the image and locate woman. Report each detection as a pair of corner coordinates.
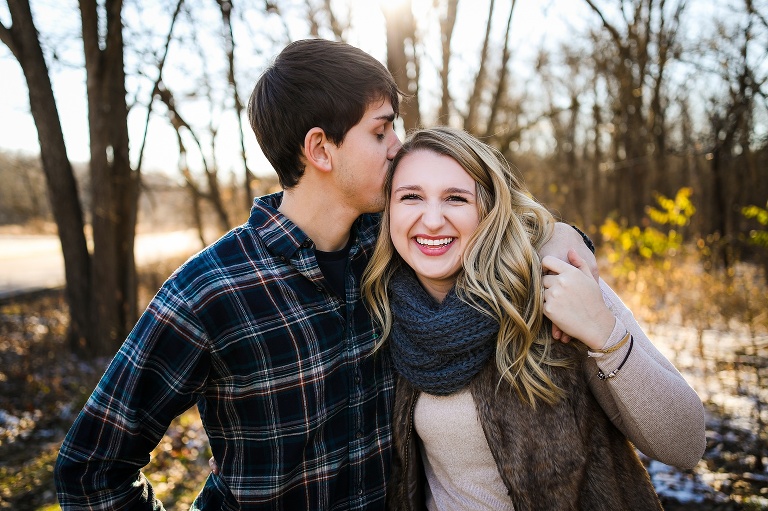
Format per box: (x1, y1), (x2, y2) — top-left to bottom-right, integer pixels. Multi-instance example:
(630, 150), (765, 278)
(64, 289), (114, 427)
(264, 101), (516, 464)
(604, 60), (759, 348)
(361, 126), (705, 510)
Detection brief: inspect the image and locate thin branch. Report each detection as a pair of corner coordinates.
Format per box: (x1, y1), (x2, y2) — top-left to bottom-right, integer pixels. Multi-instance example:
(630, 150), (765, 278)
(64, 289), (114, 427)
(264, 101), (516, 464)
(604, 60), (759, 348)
(322, 0), (345, 41)
(305, 0), (321, 37)
(495, 105), (570, 150)
(135, 0), (185, 175)
(584, 0), (624, 47)
(746, 0), (768, 30)
(155, 81), (211, 175)
(485, 0), (516, 137)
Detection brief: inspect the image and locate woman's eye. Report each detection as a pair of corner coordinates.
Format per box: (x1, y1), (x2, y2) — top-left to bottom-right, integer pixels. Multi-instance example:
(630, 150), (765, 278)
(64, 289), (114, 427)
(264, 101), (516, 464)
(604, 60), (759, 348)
(399, 193), (421, 201)
(447, 195), (469, 203)
(376, 133), (385, 141)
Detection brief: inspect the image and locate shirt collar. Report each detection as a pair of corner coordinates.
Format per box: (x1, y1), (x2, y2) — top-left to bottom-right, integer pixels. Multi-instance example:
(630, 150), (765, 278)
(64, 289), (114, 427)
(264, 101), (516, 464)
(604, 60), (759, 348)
(247, 192), (380, 260)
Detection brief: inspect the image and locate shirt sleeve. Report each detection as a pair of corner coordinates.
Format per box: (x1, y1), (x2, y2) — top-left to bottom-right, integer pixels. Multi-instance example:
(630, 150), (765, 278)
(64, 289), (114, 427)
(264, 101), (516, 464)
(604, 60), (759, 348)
(584, 279), (706, 469)
(54, 279), (210, 510)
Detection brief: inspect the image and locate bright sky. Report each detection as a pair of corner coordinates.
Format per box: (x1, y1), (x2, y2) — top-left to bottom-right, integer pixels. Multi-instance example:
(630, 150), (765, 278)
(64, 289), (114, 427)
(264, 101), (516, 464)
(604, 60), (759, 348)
(3, 0), (713, 178)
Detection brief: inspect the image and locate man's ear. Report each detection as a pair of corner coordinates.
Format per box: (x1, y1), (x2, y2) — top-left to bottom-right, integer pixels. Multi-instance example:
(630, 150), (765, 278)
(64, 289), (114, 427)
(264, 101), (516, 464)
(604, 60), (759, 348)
(303, 127), (333, 173)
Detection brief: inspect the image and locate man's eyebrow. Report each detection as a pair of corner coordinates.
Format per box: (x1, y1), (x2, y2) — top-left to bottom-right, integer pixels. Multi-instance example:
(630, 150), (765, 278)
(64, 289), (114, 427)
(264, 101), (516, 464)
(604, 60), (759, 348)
(375, 113), (396, 122)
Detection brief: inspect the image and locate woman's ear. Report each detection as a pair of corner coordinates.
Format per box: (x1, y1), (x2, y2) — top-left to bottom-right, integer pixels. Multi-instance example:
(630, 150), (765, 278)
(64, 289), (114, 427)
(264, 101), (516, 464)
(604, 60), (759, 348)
(303, 127), (333, 173)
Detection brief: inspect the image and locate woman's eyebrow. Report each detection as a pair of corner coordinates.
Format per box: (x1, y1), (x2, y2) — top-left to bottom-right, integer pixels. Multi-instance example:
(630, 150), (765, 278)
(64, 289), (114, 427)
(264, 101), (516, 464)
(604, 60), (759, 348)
(444, 187), (475, 195)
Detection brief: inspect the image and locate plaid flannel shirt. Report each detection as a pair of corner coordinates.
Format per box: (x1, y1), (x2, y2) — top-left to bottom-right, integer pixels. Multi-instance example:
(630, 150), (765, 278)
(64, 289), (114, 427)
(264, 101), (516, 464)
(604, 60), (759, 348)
(55, 192), (395, 510)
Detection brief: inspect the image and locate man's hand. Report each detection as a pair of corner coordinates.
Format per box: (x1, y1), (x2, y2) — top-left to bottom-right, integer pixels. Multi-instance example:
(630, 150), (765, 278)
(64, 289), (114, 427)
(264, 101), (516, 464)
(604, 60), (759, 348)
(209, 456), (219, 475)
(539, 222), (599, 342)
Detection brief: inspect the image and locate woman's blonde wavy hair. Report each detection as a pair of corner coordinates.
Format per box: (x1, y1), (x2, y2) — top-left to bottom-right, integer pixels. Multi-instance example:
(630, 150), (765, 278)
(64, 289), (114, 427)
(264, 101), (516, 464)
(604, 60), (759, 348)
(362, 126), (572, 407)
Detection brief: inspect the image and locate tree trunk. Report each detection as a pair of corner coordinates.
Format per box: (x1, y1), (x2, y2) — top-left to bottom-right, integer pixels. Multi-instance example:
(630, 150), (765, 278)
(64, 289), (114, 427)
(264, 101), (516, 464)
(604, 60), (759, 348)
(437, 0), (459, 123)
(484, 0), (516, 139)
(81, 0), (138, 356)
(1, 0), (93, 351)
(463, 0), (495, 132)
(382, 1), (421, 130)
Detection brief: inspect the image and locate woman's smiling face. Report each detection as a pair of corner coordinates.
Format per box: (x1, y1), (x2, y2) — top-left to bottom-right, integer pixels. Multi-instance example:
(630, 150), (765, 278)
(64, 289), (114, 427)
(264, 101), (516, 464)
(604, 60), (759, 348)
(389, 149), (480, 302)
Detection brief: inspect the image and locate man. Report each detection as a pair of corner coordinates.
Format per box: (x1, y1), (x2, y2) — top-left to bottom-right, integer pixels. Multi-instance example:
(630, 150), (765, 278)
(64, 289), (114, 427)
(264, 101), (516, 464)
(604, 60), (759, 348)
(55, 38), (593, 510)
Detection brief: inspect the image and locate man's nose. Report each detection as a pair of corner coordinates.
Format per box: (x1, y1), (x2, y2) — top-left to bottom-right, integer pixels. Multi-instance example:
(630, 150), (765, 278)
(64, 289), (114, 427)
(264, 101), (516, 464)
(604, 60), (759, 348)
(387, 135), (402, 160)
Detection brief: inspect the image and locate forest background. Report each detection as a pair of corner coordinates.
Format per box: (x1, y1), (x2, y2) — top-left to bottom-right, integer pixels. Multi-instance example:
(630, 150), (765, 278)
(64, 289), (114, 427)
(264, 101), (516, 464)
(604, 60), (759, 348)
(0, 0), (767, 509)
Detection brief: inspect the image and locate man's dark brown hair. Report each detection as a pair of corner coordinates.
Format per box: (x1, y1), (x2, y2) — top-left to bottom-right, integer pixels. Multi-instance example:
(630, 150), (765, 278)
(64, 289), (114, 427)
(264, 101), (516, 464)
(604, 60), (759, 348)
(248, 38), (401, 188)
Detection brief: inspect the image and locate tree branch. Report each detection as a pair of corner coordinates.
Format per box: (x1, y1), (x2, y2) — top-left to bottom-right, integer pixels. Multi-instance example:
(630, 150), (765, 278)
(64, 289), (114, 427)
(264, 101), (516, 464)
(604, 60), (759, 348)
(584, 0), (624, 47)
(0, 20), (19, 59)
(135, 0), (185, 174)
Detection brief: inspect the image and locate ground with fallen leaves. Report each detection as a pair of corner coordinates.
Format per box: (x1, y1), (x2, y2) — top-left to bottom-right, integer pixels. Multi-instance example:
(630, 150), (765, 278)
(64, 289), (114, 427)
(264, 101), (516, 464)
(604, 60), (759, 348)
(0, 286), (766, 510)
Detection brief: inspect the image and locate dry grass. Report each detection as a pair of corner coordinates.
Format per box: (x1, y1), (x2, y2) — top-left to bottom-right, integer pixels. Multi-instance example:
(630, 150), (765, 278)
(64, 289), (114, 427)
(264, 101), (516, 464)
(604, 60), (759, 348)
(0, 250), (766, 510)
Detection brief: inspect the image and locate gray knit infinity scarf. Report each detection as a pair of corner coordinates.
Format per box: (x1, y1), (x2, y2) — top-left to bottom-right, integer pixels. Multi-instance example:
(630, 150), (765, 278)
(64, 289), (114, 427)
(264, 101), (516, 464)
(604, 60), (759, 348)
(389, 269), (500, 396)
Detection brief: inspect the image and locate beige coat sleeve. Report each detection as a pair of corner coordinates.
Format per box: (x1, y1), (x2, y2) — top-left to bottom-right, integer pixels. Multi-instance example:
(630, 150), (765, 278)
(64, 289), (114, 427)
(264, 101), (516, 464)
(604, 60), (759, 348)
(583, 279), (706, 469)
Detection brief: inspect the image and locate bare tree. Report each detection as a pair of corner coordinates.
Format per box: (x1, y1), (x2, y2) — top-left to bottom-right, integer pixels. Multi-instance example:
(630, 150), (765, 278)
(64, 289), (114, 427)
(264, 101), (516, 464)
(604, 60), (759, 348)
(584, 0), (686, 225)
(0, 3), (114, 354)
(705, 13), (762, 265)
(0, 0), (220, 356)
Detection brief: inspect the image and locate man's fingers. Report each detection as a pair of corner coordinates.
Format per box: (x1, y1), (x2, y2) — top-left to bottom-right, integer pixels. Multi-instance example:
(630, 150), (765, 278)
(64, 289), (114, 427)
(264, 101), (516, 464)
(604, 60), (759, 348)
(209, 456), (219, 475)
(566, 248), (596, 279)
(551, 323), (574, 344)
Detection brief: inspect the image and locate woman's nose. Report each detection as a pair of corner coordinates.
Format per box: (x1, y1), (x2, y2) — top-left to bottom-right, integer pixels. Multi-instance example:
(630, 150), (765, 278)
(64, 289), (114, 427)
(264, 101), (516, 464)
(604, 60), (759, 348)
(421, 203), (445, 230)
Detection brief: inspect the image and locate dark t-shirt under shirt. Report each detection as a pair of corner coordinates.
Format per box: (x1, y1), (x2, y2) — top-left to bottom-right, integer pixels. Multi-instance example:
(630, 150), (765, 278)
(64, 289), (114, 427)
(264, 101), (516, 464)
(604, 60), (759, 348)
(315, 236), (354, 300)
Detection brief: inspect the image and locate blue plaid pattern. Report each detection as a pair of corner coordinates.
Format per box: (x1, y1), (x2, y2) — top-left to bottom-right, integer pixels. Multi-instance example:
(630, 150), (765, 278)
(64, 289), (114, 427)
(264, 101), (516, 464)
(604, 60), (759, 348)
(55, 193), (395, 510)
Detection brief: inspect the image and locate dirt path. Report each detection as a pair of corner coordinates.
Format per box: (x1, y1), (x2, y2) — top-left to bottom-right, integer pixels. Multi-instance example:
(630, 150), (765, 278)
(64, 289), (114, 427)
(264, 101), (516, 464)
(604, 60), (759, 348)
(0, 230), (203, 299)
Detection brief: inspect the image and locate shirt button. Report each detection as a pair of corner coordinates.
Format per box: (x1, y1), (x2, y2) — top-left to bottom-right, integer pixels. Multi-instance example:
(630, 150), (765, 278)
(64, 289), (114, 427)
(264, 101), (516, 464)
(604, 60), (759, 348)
(356, 431), (363, 439)
(358, 487), (364, 496)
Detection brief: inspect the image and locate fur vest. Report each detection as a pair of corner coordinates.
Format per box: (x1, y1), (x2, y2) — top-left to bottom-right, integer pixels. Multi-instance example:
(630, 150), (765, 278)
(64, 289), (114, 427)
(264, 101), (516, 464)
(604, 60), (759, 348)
(386, 342), (663, 511)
